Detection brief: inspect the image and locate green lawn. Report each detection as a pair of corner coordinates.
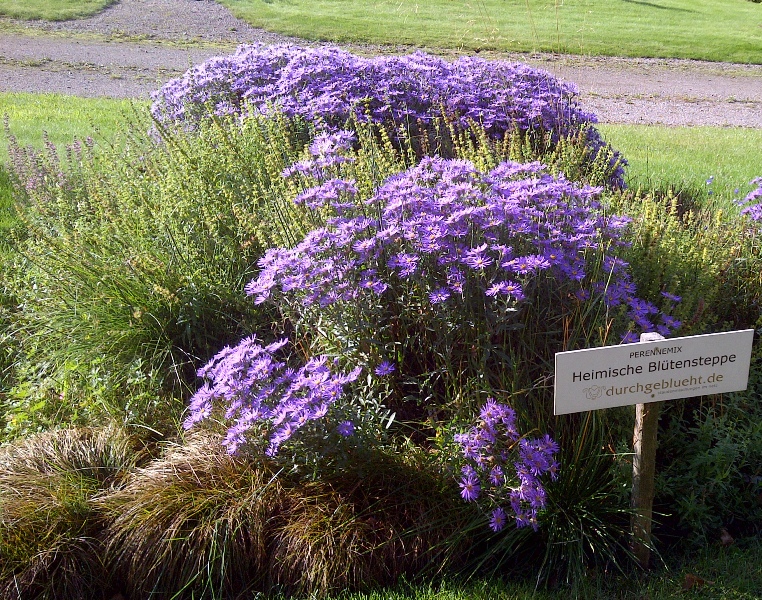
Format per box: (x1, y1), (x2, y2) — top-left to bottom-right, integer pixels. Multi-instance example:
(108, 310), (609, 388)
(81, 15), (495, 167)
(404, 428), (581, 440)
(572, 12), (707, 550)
(216, 0), (762, 63)
(339, 538), (762, 600)
(0, 0), (115, 20)
(599, 124), (762, 200)
(0, 92), (145, 164)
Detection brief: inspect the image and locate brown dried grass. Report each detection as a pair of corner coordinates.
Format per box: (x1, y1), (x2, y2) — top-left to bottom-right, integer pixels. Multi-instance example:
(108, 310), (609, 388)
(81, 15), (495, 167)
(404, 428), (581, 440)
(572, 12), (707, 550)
(0, 424), (149, 600)
(102, 434), (464, 598)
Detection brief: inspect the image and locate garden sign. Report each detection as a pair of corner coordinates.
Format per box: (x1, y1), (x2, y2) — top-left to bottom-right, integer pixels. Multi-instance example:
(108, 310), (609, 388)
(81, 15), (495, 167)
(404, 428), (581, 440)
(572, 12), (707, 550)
(554, 329), (754, 568)
(554, 329), (754, 415)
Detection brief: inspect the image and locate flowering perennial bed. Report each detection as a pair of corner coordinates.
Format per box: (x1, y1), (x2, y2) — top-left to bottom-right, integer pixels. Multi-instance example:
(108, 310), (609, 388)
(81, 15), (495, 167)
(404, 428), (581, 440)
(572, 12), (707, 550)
(185, 131), (681, 531)
(250, 132), (676, 338)
(151, 44), (625, 186)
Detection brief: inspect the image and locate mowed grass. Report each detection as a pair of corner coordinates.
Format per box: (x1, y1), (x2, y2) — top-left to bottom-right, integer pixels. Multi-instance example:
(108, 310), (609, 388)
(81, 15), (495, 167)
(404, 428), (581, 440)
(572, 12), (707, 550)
(0, 92), (146, 164)
(0, 0), (115, 20)
(335, 538), (762, 600)
(216, 0), (762, 63)
(599, 124), (762, 201)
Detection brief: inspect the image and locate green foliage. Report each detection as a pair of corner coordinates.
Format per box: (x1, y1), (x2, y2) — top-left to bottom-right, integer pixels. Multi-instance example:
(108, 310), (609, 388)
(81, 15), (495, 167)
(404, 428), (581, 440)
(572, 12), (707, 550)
(324, 537), (762, 598)
(439, 412), (636, 589)
(607, 184), (762, 546)
(216, 0), (762, 63)
(0, 166), (19, 404)
(656, 353), (762, 545)
(3, 87), (762, 598)
(534, 412), (635, 587)
(450, 123), (625, 190)
(0, 0), (116, 21)
(2, 111), (313, 437)
(609, 187), (762, 333)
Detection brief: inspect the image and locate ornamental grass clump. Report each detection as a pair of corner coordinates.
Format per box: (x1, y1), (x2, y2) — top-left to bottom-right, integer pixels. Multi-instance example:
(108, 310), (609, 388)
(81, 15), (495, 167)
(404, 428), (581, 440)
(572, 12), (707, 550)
(0, 424), (149, 600)
(103, 433), (463, 598)
(151, 44), (625, 187)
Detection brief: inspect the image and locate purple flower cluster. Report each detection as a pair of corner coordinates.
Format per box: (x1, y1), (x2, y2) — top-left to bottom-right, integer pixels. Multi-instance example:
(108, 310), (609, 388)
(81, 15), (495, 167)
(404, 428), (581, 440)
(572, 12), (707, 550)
(738, 177), (762, 222)
(455, 399), (559, 531)
(246, 155), (675, 348)
(184, 336), (361, 456)
(151, 44), (623, 186)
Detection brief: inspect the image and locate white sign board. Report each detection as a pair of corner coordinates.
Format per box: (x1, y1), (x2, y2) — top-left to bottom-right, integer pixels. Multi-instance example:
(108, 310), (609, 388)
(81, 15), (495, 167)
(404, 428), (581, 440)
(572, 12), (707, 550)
(554, 329), (754, 415)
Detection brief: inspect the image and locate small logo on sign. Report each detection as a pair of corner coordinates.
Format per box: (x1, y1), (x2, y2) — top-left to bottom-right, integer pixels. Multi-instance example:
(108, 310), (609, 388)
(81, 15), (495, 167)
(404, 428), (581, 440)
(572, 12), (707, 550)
(583, 385), (604, 401)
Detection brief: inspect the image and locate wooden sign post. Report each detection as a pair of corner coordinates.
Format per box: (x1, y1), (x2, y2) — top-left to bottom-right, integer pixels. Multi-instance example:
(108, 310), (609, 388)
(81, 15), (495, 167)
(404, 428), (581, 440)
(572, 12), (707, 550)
(554, 329), (755, 569)
(631, 399), (661, 568)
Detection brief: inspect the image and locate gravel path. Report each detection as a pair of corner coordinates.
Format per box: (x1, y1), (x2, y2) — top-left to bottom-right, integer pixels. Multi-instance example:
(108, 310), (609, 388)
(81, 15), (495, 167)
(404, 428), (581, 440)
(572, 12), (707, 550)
(1, 0), (761, 127)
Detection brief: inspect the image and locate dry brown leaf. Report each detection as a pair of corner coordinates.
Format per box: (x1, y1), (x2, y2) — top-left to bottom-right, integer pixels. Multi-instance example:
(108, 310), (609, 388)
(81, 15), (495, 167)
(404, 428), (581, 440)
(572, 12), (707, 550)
(720, 527), (735, 546)
(682, 573), (715, 591)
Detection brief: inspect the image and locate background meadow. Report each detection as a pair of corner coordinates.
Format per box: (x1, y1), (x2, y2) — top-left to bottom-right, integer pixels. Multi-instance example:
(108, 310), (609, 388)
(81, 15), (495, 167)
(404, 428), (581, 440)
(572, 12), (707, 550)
(213, 0), (762, 63)
(0, 0), (115, 21)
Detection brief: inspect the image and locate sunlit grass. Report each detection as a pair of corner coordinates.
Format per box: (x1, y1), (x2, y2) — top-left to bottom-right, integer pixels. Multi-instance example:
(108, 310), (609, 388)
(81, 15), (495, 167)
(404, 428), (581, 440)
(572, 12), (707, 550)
(0, 0), (116, 20)
(0, 93), (146, 259)
(215, 0), (762, 63)
(0, 92), (146, 163)
(600, 124), (762, 201)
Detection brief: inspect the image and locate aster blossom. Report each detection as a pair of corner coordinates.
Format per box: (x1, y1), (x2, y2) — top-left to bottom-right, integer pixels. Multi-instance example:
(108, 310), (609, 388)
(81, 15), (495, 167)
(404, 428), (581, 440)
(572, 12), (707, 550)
(455, 399), (559, 531)
(184, 335), (361, 456)
(738, 177), (762, 223)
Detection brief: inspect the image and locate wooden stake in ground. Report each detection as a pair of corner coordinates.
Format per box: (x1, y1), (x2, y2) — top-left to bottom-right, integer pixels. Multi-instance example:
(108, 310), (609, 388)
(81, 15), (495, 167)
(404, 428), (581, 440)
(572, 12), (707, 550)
(631, 399), (662, 569)
(630, 331), (666, 569)
(555, 329), (754, 569)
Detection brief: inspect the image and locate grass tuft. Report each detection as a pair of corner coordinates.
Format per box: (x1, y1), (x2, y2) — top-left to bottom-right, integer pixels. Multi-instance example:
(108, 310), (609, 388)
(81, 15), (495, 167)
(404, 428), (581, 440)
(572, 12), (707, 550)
(0, 424), (151, 600)
(103, 433), (465, 598)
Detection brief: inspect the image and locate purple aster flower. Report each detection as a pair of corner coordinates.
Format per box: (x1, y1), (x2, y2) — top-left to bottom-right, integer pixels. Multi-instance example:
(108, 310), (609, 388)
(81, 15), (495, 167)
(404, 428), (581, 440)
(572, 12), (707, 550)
(489, 465), (505, 486)
(462, 464), (477, 478)
(621, 331), (640, 344)
(660, 291), (682, 303)
(455, 400), (557, 532)
(459, 473), (481, 501)
(429, 287), (451, 304)
(489, 507), (507, 532)
(374, 361), (396, 376)
(462, 245), (494, 270)
(336, 420), (355, 436)
(479, 398), (500, 423)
